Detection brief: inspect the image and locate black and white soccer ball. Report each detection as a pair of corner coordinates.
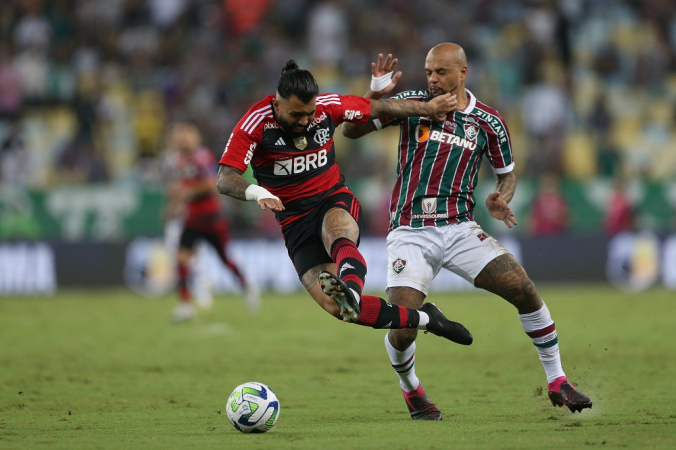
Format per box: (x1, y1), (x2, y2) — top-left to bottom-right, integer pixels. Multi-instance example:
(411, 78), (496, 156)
(226, 382), (280, 433)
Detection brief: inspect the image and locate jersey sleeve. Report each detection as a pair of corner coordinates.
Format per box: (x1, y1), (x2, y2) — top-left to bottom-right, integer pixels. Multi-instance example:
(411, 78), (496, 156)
(372, 90), (424, 131)
(219, 117), (261, 172)
(482, 111), (515, 174)
(323, 94), (372, 126)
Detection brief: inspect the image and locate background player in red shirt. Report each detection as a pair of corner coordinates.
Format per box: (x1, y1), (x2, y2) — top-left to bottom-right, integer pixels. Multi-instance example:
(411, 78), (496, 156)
(217, 60), (473, 345)
(167, 122), (255, 322)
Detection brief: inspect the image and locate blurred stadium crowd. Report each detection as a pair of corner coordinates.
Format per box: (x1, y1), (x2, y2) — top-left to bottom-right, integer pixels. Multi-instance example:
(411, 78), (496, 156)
(0, 0), (675, 238)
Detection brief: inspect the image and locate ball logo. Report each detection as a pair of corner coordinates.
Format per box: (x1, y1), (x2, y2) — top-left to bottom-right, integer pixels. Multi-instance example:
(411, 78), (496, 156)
(313, 128), (330, 145)
(415, 125), (431, 142)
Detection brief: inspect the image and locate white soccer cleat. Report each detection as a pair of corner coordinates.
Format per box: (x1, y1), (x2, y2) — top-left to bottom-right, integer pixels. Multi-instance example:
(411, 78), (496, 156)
(172, 303), (195, 323)
(245, 283), (261, 313)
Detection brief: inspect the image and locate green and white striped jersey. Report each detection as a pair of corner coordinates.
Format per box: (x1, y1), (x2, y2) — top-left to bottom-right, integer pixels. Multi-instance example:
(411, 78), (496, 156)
(374, 89), (514, 230)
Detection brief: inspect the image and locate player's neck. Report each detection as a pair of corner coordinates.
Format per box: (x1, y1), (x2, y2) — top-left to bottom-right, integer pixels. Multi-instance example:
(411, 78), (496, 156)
(456, 87), (469, 111)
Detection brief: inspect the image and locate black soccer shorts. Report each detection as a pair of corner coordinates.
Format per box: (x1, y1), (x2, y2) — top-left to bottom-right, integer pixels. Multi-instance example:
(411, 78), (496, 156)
(281, 190), (363, 280)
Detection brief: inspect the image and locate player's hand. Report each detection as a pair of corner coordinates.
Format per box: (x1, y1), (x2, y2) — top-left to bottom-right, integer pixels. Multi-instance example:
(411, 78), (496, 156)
(486, 192), (518, 228)
(428, 93), (457, 121)
(258, 198), (285, 212)
(370, 53), (402, 98)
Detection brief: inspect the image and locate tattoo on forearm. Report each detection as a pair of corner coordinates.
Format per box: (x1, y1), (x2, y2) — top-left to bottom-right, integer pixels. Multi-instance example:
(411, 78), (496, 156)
(496, 172), (516, 204)
(216, 166), (249, 200)
(371, 98), (432, 119)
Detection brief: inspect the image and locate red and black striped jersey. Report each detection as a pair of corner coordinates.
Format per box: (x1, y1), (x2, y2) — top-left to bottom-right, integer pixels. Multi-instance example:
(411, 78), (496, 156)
(175, 147), (220, 224)
(219, 93), (371, 225)
(373, 89), (514, 230)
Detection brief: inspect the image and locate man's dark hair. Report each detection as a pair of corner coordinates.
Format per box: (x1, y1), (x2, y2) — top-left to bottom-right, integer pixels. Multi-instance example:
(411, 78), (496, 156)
(276, 60), (318, 104)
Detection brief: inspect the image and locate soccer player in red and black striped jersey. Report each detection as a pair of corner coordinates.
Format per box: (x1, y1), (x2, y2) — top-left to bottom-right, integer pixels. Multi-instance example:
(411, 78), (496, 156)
(343, 45), (592, 419)
(167, 122), (255, 322)
(217, 60), (473, 346)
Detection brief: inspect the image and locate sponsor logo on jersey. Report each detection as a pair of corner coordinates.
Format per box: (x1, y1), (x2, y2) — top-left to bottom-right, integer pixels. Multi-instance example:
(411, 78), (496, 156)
(421, 197), (437, 214)
(264, 122), (280, 130)
(476, 232), (489, 241)
(343, 110), (363, 120)
(243, 142), (256, 165)
(415, 125), (431, 142)
(313, 128), (330, 145)
(464, 122), (480, 141)
(293, 136), (307, 150)
(427, 130), (477, 150)
(273, 149), (328, 176)
(392, 258), (407, 274)
(275, 137), (286, 146)
(307, 112), (327, 130)
(444, 120), (457, 132)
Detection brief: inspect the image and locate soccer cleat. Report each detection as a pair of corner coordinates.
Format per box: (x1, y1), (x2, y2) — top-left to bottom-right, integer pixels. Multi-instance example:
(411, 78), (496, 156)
(318, 270), (360, 323)
(172, 303), (195, 323)
(421, 302), (473, 345)
(403, 383), (442, 420)
(547, 377), (593, 413)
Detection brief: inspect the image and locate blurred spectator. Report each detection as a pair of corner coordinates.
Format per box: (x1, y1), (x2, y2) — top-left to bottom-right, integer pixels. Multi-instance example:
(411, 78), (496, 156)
(529, 172), (569, 236)
(0, 0), (673, 238)
(0, 117), (34, 188)
(603, 177), (637, 235)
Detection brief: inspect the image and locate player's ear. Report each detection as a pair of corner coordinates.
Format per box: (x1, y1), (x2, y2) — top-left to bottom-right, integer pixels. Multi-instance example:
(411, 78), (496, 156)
(272, 97), (280, 114)
(460, 66), (468, 82)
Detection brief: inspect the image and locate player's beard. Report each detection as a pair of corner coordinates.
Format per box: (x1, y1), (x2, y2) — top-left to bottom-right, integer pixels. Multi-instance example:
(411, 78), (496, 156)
(278, 118), (307, 137)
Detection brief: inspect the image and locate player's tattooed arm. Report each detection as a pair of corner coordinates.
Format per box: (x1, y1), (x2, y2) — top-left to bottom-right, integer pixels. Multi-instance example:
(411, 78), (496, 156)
(217, 164), (284, 211)
(495, 171), (517, 204)
(370, 93), (457, 123)
(486, 171), (518, 228)
(217, 164), (249, 200)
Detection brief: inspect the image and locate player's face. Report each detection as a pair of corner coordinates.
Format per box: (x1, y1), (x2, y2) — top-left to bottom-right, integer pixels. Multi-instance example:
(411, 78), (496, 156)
(425, 55), (467, 98)
(169, 124), (200, 154)
(273, 95), (316, 136)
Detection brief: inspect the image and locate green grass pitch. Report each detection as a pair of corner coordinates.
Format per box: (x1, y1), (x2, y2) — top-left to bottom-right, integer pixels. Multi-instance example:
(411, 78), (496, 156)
(1, 285), (675, 449)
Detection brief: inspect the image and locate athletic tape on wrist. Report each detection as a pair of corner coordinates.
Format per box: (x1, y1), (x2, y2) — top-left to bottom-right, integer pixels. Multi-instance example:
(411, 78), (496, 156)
(370, 71), (393, 92)
(245, 184), (278, 202)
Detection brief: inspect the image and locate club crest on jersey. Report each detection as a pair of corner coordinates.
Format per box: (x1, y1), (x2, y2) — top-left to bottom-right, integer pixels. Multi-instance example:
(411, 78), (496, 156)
(392, 258), (407, 274)
(314, 128), (330, 145)
(415, 125), (431, 142)
(293, 136), (307, 150)
(421, 197), (437, 214)
(464, 122), (480, 141)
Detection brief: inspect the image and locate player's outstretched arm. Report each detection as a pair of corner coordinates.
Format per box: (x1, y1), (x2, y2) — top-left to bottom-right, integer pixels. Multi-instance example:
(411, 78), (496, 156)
(486, 171), (518, 228)
(217, 164), (284, 211)
(343, 53), (402, 139)
(370, 93), (457, 123)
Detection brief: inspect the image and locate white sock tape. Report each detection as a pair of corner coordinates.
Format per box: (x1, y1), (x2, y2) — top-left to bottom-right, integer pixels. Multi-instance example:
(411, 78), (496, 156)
(370, 71), (393, 92)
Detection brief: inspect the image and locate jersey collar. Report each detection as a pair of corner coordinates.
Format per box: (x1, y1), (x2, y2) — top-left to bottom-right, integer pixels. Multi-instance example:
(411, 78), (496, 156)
(458, 89), (476, 114)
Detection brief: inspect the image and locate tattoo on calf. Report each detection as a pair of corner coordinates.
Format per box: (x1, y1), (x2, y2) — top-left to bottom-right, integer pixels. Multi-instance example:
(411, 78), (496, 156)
(475, 254), (539, 310)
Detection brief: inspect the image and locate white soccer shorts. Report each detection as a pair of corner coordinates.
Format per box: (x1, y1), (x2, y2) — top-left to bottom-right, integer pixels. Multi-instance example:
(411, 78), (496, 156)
(386, 221), (510, 295)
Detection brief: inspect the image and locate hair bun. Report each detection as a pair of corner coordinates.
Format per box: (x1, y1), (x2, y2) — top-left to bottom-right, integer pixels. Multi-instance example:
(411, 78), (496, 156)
(282, 60), (299, 74)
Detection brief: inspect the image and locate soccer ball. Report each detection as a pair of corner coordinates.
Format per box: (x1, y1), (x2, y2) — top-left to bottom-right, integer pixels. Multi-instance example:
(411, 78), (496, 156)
(225, 382), (280, 433)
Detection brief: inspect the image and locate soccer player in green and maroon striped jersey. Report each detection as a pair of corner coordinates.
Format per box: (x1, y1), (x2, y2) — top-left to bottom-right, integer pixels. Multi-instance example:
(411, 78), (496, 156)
(343, 44), (592, 420)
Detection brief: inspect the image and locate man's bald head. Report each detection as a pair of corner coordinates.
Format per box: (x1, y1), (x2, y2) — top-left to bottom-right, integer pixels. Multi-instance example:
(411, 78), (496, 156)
(425, 43), (468, 98)
(427, 43), (467, 68)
